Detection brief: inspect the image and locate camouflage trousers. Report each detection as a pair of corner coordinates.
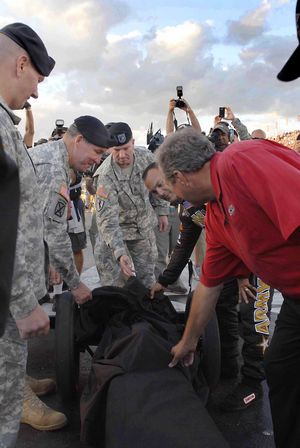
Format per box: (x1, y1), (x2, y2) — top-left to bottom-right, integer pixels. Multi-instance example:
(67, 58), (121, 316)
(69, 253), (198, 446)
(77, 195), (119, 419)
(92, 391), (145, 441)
(88, 210), (98, 253)
(94, 233), (157, 289)
(0, 317), (27, 448)
(154, 209), (180, 279)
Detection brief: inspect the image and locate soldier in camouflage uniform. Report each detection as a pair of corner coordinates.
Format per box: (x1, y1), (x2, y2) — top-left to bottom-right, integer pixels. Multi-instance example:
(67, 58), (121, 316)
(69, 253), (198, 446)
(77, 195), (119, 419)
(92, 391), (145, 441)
(30, 116), (113, 306)
(0, 23), (55, 447)
(214, 106), (253, 141)
(94, 122), (169, 288)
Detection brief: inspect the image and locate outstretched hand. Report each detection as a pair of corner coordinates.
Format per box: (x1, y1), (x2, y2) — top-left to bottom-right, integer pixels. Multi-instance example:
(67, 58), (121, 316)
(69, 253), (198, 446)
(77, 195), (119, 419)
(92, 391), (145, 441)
(149, 282), (165, 299)
(168, 339), (196, 368)
(119, 255), (136, 277)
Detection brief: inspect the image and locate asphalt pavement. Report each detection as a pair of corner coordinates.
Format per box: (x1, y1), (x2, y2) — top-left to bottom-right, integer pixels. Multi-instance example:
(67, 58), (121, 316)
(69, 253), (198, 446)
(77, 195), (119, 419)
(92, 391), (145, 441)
(17, 211), (279, 448)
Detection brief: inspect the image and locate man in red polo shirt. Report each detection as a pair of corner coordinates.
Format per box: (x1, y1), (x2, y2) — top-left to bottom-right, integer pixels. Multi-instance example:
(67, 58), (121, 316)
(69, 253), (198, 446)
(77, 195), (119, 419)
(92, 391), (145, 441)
(156, 126), (300, 448)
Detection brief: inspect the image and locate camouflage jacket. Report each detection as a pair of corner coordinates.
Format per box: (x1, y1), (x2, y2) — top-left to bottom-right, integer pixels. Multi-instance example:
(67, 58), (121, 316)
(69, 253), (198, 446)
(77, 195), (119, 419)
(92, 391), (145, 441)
(30, 140), (80, 289)
(232, 118), (251, 140)
(0, 98), (46, 319)
(94, 147), (169, 261)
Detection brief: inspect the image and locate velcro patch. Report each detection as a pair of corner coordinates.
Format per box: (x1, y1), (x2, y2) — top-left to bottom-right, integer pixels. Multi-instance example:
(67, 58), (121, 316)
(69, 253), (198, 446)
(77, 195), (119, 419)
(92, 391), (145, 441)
(96, 184), (108, 200)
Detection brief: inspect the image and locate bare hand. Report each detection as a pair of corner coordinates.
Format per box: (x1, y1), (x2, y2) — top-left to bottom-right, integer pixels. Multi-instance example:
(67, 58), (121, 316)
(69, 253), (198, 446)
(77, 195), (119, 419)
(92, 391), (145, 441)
(169, 339), (197, 368)
(16, 305), (50, 339)
(225, 106), (235, 121)
(214, 115), (222, 126)
(119, 255), (136, 277)
(71, 282), (92, 305)
(238, 278), (257, 304)
(169, 99), (176, 112)
(49, 266), (62, 285)
(181, 98), (190, 112)
(150, 282), (165, 299)
(158, 215), (169, 232)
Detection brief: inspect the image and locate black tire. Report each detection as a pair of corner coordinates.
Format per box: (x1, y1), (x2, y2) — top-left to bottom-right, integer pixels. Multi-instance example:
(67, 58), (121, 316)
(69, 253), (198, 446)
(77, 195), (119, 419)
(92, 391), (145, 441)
(201, 311), (221, 390)
(55, 291), (80, 401)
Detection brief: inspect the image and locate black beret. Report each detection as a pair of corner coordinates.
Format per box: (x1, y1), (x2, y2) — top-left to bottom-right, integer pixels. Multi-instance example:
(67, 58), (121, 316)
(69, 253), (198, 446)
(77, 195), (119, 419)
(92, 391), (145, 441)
(277, 0), (300, 81)
(74, 116), (116, 148)
(107, 122), (133, 146)
(0, 22), (55, 77)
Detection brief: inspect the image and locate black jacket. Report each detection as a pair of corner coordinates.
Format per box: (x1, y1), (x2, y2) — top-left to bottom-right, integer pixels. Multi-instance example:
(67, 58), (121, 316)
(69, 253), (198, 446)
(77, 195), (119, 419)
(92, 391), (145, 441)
(158, 201), (205, 287)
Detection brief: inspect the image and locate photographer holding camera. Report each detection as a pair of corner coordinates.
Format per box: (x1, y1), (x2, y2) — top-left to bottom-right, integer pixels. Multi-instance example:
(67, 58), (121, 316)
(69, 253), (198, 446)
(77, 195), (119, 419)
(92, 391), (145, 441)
(166, 91), (201, 135)
(166, 90), (204, 283)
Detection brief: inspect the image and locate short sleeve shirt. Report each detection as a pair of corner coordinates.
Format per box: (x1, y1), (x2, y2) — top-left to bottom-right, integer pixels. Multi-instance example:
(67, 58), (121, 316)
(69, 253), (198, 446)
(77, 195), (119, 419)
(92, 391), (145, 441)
(201, 139), (300, 298)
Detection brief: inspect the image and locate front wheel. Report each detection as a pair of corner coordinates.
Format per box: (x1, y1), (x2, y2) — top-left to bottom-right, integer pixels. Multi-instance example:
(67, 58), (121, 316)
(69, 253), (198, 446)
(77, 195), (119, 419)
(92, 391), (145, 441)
(55, 292), (80, 401)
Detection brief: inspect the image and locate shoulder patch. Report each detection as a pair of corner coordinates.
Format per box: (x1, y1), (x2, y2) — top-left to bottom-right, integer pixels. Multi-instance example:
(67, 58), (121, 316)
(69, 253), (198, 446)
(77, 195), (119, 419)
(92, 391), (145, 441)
(46, 191), (68, 223)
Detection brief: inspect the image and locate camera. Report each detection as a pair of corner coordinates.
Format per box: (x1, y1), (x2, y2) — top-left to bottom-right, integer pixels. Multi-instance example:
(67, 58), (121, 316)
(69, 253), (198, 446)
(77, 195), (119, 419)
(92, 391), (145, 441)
(50, 119), (67, 140)
(148, 129), (164, 153)
(55, 119), (64, 128)
(175, 85), (185, 109)
(219, 107), (226, 119)
(55, 119), (65, 136)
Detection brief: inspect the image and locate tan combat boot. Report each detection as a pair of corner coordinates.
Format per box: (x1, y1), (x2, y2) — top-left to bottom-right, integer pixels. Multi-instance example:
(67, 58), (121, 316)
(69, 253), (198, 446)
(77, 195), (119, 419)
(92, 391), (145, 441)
(21, 383), (67, 431)
(26, 375), (56, 396)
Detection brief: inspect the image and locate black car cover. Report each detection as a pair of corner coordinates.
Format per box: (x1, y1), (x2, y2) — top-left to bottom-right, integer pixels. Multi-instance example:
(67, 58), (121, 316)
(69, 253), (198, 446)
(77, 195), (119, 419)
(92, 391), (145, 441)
(78, 278), (228, 448)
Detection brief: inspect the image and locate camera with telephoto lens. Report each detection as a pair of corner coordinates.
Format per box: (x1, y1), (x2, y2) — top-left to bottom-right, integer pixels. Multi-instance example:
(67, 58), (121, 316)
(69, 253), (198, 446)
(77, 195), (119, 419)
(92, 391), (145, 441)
(175, 85), (185, 109)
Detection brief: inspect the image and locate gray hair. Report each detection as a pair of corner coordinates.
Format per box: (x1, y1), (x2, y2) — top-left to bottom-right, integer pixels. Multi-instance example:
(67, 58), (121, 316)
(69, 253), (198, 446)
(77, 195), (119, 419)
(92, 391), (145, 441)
(66, 123), (80, 138)
(156, 127), (215, 183)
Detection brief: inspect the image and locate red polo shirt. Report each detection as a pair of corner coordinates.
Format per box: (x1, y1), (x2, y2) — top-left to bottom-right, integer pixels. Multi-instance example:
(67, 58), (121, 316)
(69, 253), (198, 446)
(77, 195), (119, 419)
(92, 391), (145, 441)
(201, 139), (300, 298)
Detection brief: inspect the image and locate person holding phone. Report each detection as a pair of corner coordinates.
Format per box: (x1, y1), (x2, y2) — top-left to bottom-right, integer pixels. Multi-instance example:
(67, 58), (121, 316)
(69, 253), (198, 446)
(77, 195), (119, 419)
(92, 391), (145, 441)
(214, 106), (252, 141)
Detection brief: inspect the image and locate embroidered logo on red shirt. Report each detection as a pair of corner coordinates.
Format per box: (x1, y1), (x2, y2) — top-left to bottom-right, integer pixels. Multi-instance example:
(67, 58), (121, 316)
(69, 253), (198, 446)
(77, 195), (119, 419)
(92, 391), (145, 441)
(228, 204), (235, 216)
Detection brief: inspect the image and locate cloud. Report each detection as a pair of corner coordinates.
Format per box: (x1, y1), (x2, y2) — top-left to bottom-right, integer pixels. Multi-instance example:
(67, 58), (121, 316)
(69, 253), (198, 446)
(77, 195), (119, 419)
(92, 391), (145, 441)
(226, 1), (272, 45)
(1, 0), (131, 72)
(107, 30), (142, 44)
(1, 0), (298, 143)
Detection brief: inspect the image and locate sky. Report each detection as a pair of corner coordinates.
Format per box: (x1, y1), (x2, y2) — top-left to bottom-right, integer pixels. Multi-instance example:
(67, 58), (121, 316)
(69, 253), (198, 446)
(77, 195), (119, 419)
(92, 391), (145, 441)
(1, 0), (299, 144)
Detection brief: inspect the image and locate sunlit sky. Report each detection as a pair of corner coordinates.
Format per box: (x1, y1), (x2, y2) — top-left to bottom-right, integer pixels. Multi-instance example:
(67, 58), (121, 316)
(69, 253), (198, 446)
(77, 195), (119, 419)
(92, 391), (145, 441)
(1, 0), (299, 143)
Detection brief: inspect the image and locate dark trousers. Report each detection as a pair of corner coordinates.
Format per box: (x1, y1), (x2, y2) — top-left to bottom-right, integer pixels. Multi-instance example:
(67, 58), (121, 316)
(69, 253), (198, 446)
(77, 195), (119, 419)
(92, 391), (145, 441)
(216, 280), (240, 377)
(240, 276), (273, 382)
(264, 296), (300, 448)
(217, 277), (273, 382)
